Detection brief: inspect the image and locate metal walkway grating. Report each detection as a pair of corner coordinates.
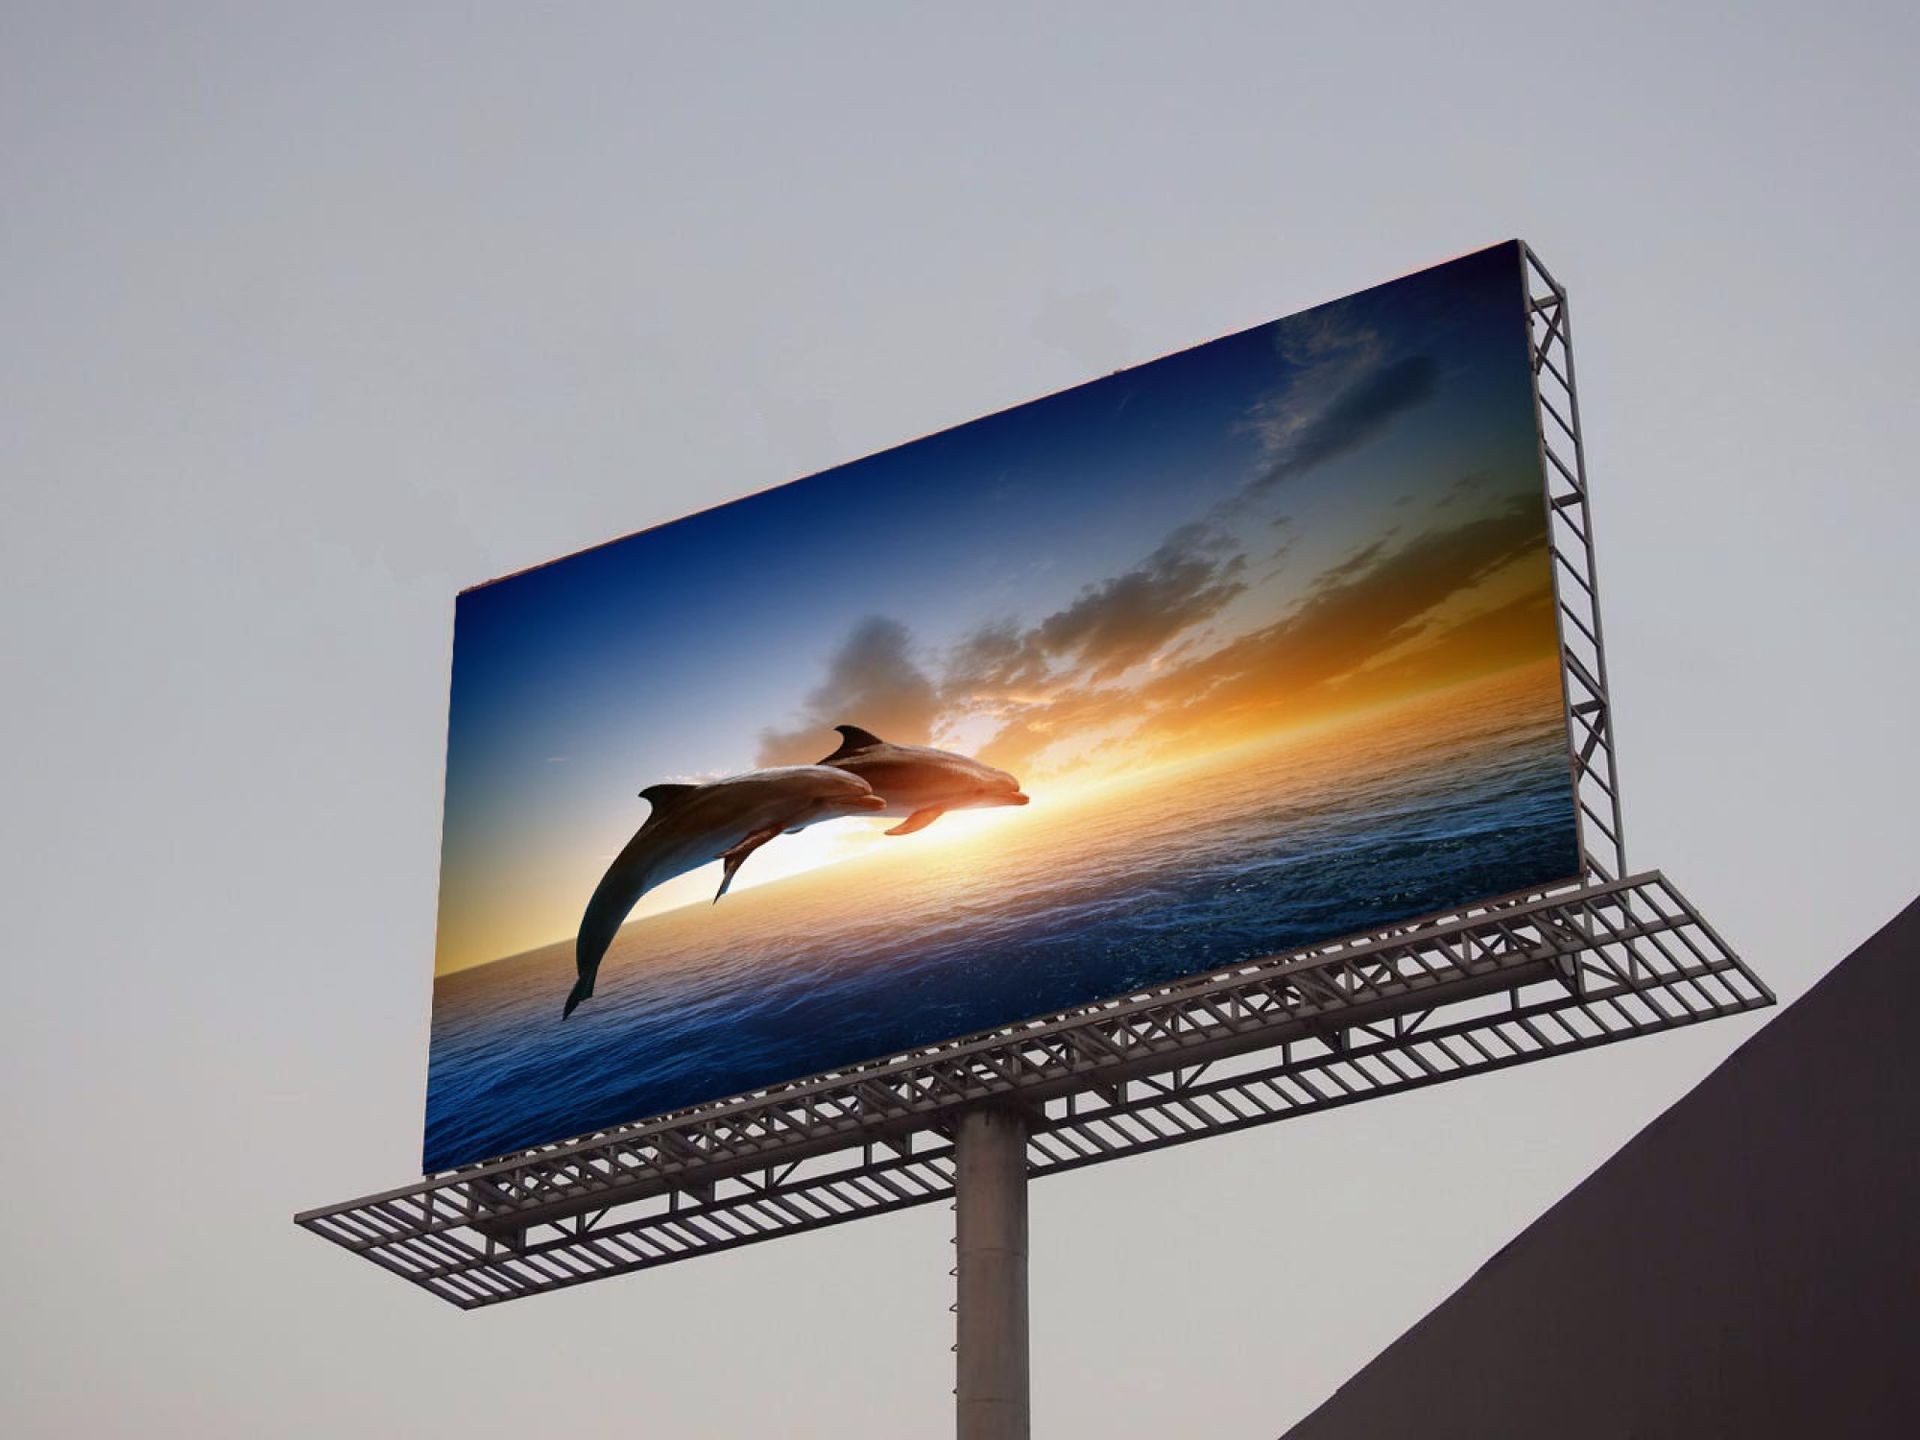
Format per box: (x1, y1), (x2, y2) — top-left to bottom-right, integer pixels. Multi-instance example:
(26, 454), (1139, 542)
(298, 872), (1770, 1307)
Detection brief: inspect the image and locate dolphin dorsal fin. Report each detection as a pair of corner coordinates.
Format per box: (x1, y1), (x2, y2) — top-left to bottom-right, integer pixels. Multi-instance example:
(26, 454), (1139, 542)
(639, 782), (697, 808)
(821, 724), (886, 762)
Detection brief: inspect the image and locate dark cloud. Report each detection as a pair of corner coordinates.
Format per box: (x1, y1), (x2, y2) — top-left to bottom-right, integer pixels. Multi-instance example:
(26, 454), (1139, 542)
(1439, 469), (1495, 506)
(1252, 355), (1438, 492)
(1132, 495), (1553, 745)
(966, 684), (1134, 778)
(944, 621), (1051, 706)
(1317, 537), (1390, 587)
(959, 496), (1555, 775)
(756, 615), (940, 766)
(1031, 525), (1246, 682)
(944, 524), (1246, 706)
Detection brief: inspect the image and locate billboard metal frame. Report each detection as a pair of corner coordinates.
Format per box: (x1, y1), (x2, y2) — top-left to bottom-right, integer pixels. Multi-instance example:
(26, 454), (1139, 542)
(1524, 242), (1626, 884)
(297, 245), (1771, 1310)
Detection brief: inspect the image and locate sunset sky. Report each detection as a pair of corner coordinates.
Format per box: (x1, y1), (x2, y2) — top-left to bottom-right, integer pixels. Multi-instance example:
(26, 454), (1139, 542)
(434, 242), (1561, 973)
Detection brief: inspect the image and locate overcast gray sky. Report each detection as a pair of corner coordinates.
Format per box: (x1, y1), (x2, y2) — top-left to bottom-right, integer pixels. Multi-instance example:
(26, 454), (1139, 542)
(4, 5), (1916, 1437)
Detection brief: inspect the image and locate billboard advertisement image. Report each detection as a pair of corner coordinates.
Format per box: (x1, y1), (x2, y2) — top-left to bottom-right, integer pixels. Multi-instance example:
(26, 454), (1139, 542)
(423, 241), (1580, 1173)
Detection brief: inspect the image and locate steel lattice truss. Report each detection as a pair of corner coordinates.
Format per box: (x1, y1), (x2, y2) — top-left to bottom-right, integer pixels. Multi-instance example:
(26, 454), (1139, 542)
(1525, 242), (1625, 882)
(298, 245), (1771, 1307)
(299, 872), (1768, 1307)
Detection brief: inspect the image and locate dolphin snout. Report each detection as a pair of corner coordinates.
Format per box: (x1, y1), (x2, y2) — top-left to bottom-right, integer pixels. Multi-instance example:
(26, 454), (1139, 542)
(1007, 791), (1030, 805)
(849, 794), (888, 811)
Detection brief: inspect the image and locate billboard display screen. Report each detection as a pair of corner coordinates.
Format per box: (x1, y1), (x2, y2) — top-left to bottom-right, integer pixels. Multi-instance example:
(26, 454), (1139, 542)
(423, 241), (1580, 1173)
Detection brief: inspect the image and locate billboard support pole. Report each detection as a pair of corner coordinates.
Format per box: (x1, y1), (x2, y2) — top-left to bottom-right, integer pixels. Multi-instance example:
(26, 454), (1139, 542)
(954, 1106), (1030, 1440)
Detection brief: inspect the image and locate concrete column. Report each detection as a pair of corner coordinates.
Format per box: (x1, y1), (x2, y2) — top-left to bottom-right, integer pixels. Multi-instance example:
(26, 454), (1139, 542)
(954, 1107), (1030, 1440)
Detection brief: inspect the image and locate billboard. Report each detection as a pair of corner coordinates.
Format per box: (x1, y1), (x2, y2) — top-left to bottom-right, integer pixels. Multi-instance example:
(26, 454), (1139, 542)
(423, 241), (1580, 1173)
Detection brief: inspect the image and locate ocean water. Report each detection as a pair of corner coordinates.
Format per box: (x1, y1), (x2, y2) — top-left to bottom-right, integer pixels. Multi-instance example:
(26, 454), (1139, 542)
(423, 665), (1580, 1172)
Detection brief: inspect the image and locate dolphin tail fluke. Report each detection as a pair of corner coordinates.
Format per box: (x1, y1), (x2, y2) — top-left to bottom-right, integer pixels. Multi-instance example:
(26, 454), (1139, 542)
(713, 825), (783, 903)
(562, 973), (595, 1020)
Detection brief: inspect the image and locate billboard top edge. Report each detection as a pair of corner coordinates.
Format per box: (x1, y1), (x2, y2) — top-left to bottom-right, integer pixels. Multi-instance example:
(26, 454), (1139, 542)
(455, 238), (1527, 599)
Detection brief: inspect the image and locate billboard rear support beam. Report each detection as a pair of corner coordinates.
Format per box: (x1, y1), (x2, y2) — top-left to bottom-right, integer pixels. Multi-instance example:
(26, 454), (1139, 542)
(954, 1107), (1030, 1440)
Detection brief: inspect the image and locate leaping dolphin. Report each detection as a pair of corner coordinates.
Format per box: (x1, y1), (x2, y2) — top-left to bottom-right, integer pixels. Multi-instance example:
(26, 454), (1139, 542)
(817, 725), (1030, 836)
(566, 765), (885, 1018)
